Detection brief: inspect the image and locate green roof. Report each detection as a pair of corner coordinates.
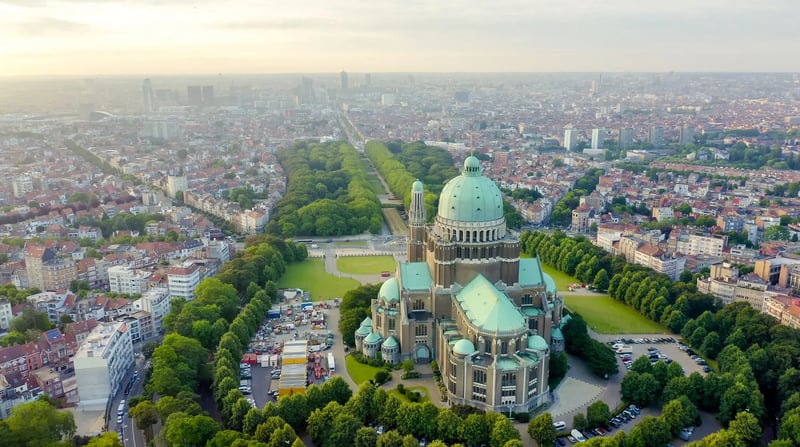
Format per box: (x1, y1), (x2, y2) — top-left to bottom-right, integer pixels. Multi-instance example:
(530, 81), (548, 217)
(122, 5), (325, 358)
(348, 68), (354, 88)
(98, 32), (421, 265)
(517, 352), (540, 365)
(355, 324), (372, 336)
(453, 338), (476, 356)
(496, 357), (519, 371)
(399, 262), (432, 291)
(437, 156), (504, 223)
(518, 258), (544, 287)
(543, 273), (557, 295)
(383, 336), (399, 349)
(412, 179), (424, 192)
(379, 277), (400, 303)
(520, 307), (542, 317)
(360, 316), (373, 327)
(455, 274), (525, 333)
(551, 327), (563, 340)
(364, 332), (383, 344)
(527, 335), (548, 351)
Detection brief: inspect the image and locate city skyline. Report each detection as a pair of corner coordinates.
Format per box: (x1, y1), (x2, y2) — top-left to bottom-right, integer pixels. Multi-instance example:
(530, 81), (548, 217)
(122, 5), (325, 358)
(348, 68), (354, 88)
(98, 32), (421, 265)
(1, 0), (798, 77)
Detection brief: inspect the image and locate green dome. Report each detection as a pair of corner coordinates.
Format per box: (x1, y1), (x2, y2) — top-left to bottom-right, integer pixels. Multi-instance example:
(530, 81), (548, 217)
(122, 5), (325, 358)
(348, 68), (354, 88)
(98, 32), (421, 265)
(527, 335), (548, 351)
(437, 156), (504, 223)
(364, 332), (383, 344)
(360, 316), (372, 327)
(453, 338), (476, 356)
(355, 324), (372, 336)
(551, 327), (563, 340)
(412, 179), (424, 192)
(382, 336), (399, 349)
(379, 277), (400, 303)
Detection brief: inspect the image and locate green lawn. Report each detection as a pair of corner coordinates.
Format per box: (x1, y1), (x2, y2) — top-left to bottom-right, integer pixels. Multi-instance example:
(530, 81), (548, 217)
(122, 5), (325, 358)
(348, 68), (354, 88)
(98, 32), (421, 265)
(541, 263), (581, 292)
(335, 240), (369, 247)
(389, 385), (430, 403)
(277, 258), (360, 301)
(337, 256), (397, 274)
(562, 293), (667, 334)
(345, 354), (385, 385)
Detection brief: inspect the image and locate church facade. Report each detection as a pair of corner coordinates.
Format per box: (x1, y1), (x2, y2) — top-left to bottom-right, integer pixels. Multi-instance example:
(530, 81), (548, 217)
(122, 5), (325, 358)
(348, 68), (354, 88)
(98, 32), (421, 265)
(355, 156), (563, 413)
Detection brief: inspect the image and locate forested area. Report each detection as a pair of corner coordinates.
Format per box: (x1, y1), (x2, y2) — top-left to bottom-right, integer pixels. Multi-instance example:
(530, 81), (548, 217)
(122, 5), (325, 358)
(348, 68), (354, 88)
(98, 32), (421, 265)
(365, 141), (440, 219)
(522, 230), (800, 446)
(266, 141), (383, 237)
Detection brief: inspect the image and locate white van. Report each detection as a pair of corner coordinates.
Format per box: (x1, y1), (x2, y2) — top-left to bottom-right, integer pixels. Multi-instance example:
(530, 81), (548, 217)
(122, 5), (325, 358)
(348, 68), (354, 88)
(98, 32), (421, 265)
(571, 429), (586, 442)
(553, 421), (567, 431)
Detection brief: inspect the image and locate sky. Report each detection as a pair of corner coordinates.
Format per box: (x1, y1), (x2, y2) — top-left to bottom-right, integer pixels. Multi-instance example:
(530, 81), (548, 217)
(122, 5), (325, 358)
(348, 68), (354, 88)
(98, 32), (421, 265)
(1, 0), (798, 76)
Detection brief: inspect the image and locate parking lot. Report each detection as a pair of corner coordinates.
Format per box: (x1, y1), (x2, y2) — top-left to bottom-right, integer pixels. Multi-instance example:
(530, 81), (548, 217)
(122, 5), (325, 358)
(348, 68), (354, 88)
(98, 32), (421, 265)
(605, 336), (713, 377)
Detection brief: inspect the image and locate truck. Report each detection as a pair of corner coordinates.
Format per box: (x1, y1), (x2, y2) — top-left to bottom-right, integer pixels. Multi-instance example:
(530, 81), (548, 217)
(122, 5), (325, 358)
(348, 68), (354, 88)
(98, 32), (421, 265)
(615, 345), (633, 355)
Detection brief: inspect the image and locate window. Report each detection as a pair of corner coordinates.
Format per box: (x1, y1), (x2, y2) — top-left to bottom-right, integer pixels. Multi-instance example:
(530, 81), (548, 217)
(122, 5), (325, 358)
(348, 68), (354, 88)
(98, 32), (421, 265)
(388, 318), (395, 331)
(473, 369), (486, 384)
(528, 318), (538, 332)
(521, 294), (533, 305)
(484, 338), (492, 354)
(415, 325), (427, 337)
(413, 299), (425, 310)
(501, 372), (516, 387)
(500, 340), (508, 355)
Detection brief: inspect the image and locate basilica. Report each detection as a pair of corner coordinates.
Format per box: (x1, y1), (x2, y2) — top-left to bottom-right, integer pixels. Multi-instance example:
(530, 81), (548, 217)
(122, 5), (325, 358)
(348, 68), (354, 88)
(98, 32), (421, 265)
(355, 155), (563, 413)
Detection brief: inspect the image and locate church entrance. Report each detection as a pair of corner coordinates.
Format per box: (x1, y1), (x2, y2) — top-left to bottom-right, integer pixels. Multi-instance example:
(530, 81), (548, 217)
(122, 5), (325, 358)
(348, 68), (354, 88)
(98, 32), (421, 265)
(414, 344), (431, 363)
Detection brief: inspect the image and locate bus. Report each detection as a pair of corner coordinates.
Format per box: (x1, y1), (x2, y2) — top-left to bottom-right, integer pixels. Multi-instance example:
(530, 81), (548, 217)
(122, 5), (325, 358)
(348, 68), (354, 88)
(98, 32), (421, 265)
(327, 352), (335, 375)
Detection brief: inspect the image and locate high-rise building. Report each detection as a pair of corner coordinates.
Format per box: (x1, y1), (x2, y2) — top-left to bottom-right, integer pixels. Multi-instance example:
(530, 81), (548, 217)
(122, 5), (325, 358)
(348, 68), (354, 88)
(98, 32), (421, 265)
(74, 321), (134, 411)
(12, 175), (34, 198)
(618, 127), (634, 148)
(564, 128), (579, 151)
(591, 128), (605, 149)
(340, 70), (349, 90)
(355, 156), (563, 414)
(142, 78), (153, 113)
(649, 126), (665, 147)
(202, 85), (214, 106)
(679, 126), (695, 145)
(187, 85), (203, 106)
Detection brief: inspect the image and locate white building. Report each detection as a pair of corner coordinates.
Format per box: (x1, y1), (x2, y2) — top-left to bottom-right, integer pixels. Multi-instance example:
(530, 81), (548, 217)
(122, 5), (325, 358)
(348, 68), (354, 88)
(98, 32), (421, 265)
(12, 175), (34, 198)
(134, 289), (172, 335)
(564, 128), (579, 151)
(167, 263), (201, 300)
(166, 175), (188, 199)
(108, 265), (152, 295)
(74, 321), (134, 411)
(591, 128), (604, 149)
(0, 299), (12, 330)
(686, 234), (726, 257)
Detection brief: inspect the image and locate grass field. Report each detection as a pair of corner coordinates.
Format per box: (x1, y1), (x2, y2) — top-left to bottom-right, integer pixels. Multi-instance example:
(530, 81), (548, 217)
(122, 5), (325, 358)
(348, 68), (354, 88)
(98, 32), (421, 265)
(277, 258), (360, 301)
(382, 208), (408, 235)
(334, 240), (368, 247)
(366, 175), (387, 195)
(389, 385), (430, 403)
(541, 263), (581, 291)
(337, 255), (397, 274)
(345, 354), (385, 385)
(562, 294), (667, 334)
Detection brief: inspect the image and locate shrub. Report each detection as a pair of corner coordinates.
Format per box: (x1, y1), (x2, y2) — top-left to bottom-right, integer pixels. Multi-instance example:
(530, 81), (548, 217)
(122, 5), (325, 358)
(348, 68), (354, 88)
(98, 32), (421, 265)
(397, 384), (405, 393)
(374, 370), (391, 385)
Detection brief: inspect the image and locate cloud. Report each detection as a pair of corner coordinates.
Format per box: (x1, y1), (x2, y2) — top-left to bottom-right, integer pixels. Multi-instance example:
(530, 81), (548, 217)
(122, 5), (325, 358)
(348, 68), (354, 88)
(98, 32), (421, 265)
(5, 17), (93, 36)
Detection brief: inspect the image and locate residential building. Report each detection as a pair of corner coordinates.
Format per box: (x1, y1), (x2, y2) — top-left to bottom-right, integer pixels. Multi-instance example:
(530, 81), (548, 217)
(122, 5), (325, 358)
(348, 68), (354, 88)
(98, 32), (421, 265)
(166, 175), (188, 199)
(733, 274), (769, 311)
(107, 265), (152, 295)
(618, 127), (634, 148)
(634, 244), (686, 281)
(12, 175), (34, 198)
(74, 321), (134, 411)
(0, 300), (11, 330)
(591, 128), (604, 149)
(355, 156), (562, 413)
(686, 234), (726, 257)
(167, 263), (201, 300)
(24, 245), (77, 292)
(564, 128), (579, 151)
(649, 126), (665, 147)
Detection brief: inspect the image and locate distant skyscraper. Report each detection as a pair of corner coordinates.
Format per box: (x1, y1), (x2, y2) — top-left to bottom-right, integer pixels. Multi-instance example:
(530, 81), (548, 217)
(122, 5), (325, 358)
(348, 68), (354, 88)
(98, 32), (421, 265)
(564, 128), (579, 151)
(679, 126), (695, 145)
(649, 126), (665, 147)
(619, 127), (634, 148)
(142, 79), (153, 114)
(202, 85), (214, 106)
(187, 85), (203, 106)
(591, 128), (604, 149)
(340, 71), (349, 90)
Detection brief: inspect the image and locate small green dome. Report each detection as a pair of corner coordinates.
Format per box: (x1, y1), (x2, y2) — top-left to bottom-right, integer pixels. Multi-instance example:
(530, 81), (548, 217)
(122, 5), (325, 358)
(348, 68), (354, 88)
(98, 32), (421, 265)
(412, 180), (424, 192)
(360, 316), (373, 327)
(453, 338), (476, 356)
(551, 327), (563, 340)
(382, 336), (399, 349)
(437, 156), (504, 223)
(355, 324), (372, 336)
(379, 277), (400, 303)
(364, 332), (383, 344)
(527, 335), (548, 352)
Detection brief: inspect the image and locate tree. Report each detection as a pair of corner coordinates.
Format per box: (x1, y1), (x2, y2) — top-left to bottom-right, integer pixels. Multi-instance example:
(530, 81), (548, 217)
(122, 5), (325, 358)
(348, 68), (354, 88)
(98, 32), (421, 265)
(573, 413), (588, 431)
(660, 396), (697, 436)
(328, 413), (362, 447)
(620, 372), (660, 407)
(593, 269), (610, 291)
(490, 416), (521, 447)
(376, 430), (404, 447)
(626, 416), (671, 447)
(86, 432), (123, 446)
(728, 411), (761, 446)
(164, 413), (220, 447)
(548, 352), (569, 387)
(436, 408), (464, 444)
(5, 400), (76, 445)
(460, 413), (490, 447)
(765, 225), (790, 241)
(355, 426), (379, 447)
(586, 401), (611, 428)
(528, 412), (556, 447)
(129, 400), (159, 442)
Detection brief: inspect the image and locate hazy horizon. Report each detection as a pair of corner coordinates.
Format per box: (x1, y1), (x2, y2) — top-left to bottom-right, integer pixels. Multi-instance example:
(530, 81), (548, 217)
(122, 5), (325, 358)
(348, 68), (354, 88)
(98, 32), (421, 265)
(2, 0), (799, 77)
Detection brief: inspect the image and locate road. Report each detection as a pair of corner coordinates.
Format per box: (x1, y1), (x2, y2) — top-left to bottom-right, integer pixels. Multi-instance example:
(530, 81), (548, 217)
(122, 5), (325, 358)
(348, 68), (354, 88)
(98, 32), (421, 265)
(108, 355), (147, 447)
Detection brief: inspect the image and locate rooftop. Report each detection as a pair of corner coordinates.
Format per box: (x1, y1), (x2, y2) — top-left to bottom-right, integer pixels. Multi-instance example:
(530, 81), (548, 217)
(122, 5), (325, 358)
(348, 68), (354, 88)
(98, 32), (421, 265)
(455, 274), (525, 333)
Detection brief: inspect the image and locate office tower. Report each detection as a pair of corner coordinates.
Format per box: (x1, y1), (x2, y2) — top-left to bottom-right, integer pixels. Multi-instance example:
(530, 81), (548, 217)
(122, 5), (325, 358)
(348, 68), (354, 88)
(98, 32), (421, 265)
(591, 128), (604, 149)
(679, 126), (695, 145)
(619, 127), (634, 148)
(564, 128), (579, 151)
(142, 78), (153, 113)
(590, 80), (598, 95)
(187, 85), (203, 106)
(649, 126), (665, 147)
(340, 71), (349, 90)
(202, 85), (214, 106)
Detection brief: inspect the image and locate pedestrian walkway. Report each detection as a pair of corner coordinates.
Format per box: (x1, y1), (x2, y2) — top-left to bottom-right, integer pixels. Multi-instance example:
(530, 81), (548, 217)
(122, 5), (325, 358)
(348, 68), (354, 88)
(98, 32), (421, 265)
(548, 377), (605, 418)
